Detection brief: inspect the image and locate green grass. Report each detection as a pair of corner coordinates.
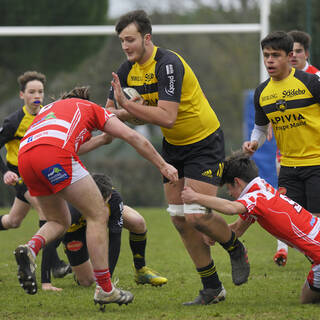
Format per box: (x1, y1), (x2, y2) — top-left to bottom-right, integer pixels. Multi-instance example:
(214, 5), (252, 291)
(0, 207), (319, 320)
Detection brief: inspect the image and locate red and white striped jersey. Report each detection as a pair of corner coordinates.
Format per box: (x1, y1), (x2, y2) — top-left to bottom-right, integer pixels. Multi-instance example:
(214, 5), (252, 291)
(19, 98), (114, 154)
(237, 177), (320, 263)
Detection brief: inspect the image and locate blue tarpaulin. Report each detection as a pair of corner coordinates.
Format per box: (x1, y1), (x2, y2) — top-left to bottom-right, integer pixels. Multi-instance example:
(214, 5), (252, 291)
(243, 90), (278, 188)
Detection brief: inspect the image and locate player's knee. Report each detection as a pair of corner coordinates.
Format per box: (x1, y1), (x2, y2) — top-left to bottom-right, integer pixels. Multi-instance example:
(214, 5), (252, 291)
(8, 217), (23, 229)
(132, 215), (146, 233)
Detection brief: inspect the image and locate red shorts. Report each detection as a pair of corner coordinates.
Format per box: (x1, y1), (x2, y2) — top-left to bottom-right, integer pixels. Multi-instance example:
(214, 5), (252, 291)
(18, 145), (88, 196)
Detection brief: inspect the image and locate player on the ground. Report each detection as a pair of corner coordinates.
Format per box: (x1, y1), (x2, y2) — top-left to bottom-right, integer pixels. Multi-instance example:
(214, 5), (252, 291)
(182, 151), (320, 304)
(64, 173), (167, 287)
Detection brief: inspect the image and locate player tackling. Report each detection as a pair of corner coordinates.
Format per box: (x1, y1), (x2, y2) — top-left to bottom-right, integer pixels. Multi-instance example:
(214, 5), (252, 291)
(181, 150), (320, 304)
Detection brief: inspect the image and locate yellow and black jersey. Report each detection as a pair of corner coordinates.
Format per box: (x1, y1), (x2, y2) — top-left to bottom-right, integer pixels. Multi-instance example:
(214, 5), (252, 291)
(0, 105), (38, 173)
(67, 189), (124, 234)
(254, 68), (320, 167)
(109, 46), (220, 146)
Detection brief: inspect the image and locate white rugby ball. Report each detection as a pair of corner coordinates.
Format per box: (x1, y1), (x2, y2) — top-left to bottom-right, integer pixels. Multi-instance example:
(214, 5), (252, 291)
(115, 87), (146, 125)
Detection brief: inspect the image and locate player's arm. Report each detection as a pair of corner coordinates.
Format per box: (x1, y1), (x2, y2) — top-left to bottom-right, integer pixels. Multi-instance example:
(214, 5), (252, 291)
(111, 72), (178, 128)
(103, 116), (178, 183)
(0, 121), (20, 185)
(78, 133), (113, 155)
(228, 217), (252, 238)
(181, 186), (247, 215)
(105, 98), (135, 122)
(242, 88), (269, 155)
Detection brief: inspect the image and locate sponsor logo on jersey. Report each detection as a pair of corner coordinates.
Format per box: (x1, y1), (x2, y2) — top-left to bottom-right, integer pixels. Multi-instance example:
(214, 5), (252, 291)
(262, 93), (278, 102)
(166, 64), (174, 75)
(165, 75), (176, 96)
(42, 163), (69, 185)
(310, 216), (316, 227)
(282, 88), (305, 98)
(275, 99), (287, 112)
(130, 76), (143, 82)
(271, 113), (305, 124)
(30, 112), (56, 129)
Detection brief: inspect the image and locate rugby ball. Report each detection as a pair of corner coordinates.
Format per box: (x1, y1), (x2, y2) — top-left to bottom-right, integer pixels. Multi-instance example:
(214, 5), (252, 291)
(114, 87), (146, 126)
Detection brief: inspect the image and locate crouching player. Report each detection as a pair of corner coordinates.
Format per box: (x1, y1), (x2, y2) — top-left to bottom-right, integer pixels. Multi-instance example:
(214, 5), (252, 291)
(64, 173), (168, 287)
(181, 151), (320, 304)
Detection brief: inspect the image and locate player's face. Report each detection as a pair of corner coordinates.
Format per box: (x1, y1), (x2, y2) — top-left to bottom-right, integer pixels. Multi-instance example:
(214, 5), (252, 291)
(226, 182), (242, 199)
(20, 80), (44, 114)
(289, 42), (308, 70)
(263, 47), (292, 81)
(119, 23), (148, 64)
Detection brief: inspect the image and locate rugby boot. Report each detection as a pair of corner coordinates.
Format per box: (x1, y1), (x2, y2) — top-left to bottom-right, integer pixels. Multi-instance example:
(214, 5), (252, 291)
(273, 248), (288, 266)
(135, 266), (168, 286)
(183, 285), (226, 306)
(94, 285), (134, 311)
(14, 244), (37, 295)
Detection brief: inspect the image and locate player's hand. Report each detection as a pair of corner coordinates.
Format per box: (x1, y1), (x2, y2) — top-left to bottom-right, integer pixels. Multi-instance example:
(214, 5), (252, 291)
(111, 72), (128, 109)
(42, 283), (63, 292)
(242, 140), (258, 156)
(3, 171), (19, 186)
(181, 186), (198, 204)
(160, 163), (178, 184)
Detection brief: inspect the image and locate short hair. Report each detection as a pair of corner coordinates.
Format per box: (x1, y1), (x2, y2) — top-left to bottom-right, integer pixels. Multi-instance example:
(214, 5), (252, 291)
(17, 71), (46, 92)
(287, 30), (311, 51)
(60, 86), (90, 100)
(92, 173), (113, 200)
(261, 31), (293, 54)
(115, 10), (152, 36)
(220, 150), (258, 186)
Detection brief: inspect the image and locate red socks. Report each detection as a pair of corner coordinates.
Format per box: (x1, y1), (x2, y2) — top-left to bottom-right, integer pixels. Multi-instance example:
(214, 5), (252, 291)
(27, 234), (46, 256)
(94, 269), (112, 293)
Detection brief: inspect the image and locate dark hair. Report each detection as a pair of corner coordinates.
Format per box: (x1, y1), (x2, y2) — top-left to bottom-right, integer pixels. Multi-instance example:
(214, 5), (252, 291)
(17, 71), (46, 92)
(60, 86), (90, 100)
(220, 150), (258, 186)
(92, 173), (113, 200)
(261, 31), (293, 54)
(287, 30), (311, 51)
(115, 10), (152, 36)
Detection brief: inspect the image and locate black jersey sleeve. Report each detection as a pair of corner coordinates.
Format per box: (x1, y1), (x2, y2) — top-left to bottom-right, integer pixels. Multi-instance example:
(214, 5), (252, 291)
(0, 116), (18, 174)
(155, 50), (184, 102)
(306, 74), (320, 102)
(254, 84), (270, 126)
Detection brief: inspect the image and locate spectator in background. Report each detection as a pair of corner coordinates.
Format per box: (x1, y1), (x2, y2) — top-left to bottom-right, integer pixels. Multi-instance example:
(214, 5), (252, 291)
(0, 71), (70, 292)
(106, 10), (250, 306)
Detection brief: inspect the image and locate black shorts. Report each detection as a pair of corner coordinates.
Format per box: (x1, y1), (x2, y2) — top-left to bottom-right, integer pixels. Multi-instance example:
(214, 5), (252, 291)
(7, 163), (28, 203)
(63, 190), (124, 267)
(278, 165), (320, 213)
(162, 128), (225, 185)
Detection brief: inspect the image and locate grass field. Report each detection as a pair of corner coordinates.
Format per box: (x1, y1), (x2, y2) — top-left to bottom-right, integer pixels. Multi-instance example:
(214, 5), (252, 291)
(0, 207), (318, 320)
